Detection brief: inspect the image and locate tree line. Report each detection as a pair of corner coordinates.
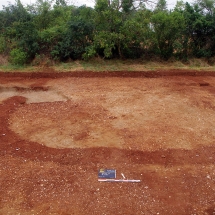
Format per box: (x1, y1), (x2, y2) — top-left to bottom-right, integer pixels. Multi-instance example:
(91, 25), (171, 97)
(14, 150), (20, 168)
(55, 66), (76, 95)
(0, 0), (215, 65)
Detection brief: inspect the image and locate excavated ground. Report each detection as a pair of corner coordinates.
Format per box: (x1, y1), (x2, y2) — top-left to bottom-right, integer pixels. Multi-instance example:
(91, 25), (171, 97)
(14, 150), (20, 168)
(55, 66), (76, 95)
(0, 70), (215, 215)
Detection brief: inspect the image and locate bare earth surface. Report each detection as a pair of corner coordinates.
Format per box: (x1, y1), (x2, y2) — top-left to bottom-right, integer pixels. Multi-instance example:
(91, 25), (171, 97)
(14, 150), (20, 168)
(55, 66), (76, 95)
(0, 70), (215, 215)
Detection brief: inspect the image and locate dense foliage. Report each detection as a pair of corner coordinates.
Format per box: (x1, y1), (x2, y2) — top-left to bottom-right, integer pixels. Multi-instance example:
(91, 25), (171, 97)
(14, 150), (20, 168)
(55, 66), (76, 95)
(1, 0), (215, 64)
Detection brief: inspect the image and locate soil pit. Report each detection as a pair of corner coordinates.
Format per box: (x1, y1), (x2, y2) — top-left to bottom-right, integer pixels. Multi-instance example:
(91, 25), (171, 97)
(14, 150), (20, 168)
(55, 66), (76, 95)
(0, 71), (215, 215)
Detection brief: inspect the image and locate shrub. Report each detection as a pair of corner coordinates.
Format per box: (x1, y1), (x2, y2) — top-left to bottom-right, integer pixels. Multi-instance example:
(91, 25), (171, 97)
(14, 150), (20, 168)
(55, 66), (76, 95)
(0, 36), (7, 54)
(10, 48), (27, 65)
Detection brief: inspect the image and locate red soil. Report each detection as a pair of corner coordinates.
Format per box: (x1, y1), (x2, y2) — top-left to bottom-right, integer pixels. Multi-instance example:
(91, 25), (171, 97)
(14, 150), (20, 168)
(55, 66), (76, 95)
(0, 70), (214, 214)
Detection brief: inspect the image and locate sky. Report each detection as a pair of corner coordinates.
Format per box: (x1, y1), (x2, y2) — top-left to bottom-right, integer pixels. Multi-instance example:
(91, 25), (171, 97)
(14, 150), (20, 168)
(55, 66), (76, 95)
(0, 0), (195, 10)
(1, 0), (95, 9)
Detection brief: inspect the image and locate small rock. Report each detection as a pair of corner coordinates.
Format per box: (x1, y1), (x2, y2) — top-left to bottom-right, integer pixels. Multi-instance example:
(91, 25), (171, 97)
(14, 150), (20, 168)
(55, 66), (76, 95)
(206, 175), (211, 179)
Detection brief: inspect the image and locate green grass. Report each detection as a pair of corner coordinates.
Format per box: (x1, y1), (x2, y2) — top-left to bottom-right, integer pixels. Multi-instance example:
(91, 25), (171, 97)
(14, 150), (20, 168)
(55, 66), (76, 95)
(1, 58), (215, 73)
(0, 64), (27, 72)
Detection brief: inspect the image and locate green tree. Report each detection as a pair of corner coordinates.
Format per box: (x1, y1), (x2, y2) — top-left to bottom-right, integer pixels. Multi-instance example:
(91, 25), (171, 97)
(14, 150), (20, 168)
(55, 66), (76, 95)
(155, 0), (167, 11)
(151, 10), (185, 59)
(174, 0), (186, 12)
(32, 0), (53, 30)
(85, 0), (125, 58)
(0, 0), (38, 61)
(28, 0), (73, 58)
(120, 8), (153, 58)
(183, 2), (215, 57)
(0, 0), (30, 27)
(52, 6), (94, 60)
(12, 20), (39, 60)
(196, 0), (214, 15)
(121, 0), (134, 13)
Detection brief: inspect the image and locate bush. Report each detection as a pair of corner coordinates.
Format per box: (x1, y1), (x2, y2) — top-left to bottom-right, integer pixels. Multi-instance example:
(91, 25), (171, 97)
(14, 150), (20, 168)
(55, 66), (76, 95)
(10, 48), (27, 65)
(0, 36), (7, 54)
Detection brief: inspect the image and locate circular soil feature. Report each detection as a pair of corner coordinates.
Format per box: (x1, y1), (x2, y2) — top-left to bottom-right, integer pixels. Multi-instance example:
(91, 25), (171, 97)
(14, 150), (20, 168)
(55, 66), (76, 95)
(9, 101), (123, 149)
